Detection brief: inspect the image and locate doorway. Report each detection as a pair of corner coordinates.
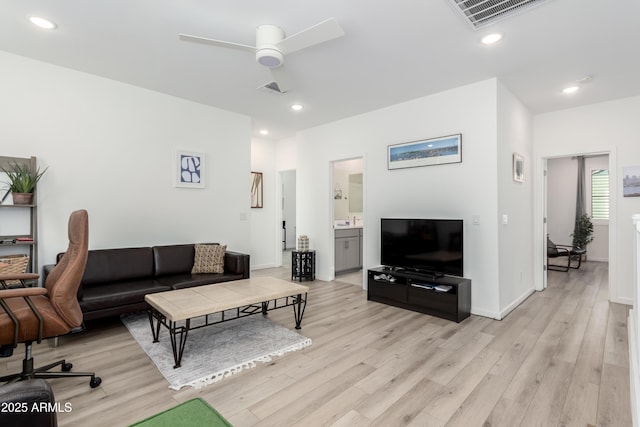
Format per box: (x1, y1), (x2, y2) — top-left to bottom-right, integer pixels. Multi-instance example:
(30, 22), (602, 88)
(332, 158), (364, 286)
(542, 152), (612, 294)
(280, 170), (296, 268)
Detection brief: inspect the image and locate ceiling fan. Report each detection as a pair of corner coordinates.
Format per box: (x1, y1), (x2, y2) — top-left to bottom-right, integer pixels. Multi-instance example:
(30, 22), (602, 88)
(179, 18), (344, 93)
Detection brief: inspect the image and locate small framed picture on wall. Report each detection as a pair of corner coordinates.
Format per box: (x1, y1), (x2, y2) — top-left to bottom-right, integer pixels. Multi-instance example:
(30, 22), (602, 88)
(513, 153), (524, 183)
(175, 150), (205, 188)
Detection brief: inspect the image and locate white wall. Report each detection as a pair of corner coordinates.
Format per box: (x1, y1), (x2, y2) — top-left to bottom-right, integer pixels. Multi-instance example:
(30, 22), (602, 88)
(295, 79), (506, 318)
(535, 95), (640, 304)
(497, 82), (535, 316)
(250, 138), (277, 269)
(0, 51), (252, 268)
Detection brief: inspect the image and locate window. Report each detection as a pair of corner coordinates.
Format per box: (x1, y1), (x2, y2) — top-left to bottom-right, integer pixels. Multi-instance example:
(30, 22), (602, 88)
(591, 169), (609, 220)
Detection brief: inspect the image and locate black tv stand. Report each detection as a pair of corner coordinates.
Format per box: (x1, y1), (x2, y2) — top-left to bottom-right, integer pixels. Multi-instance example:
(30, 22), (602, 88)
(368, 266), (471, 323)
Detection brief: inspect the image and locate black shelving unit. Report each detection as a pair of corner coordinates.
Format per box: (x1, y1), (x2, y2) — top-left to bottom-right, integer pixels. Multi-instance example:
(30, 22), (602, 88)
(0, 156), (38, 277)
(367, 266), (471, 323)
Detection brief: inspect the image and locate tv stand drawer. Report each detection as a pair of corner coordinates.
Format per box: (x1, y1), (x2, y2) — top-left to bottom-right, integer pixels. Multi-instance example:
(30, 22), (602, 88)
(408, 284), (457, 315)
(368, 272), (407, 303)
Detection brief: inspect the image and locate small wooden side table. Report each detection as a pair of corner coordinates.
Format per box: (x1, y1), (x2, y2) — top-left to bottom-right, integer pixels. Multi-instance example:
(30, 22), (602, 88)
(291, 250), (316, 282)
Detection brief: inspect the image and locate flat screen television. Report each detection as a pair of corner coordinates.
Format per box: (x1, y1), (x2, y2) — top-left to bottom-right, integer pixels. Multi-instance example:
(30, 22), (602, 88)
(381, 218), (463, 277)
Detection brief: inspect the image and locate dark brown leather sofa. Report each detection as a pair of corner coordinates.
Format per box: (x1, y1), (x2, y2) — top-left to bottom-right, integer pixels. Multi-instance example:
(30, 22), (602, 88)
(44, 244), (249, 321)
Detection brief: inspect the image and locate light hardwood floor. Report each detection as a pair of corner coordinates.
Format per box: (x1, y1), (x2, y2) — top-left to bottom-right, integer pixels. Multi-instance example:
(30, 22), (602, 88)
(0, 261), (631, 426)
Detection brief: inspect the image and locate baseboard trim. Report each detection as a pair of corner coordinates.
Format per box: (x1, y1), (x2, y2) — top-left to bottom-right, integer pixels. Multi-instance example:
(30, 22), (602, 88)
(470, 307), (502, 320)
(500, 287), (536, 320)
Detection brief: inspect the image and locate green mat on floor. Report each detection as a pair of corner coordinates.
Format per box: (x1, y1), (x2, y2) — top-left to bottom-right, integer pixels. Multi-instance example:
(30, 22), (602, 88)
(129, 398), (232, 427)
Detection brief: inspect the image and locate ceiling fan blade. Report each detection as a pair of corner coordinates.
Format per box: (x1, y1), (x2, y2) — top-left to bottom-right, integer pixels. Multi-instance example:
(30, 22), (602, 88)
(269, 66), (293, 93)
(277, 17), (344, 55)
(179, 33), (256, 53)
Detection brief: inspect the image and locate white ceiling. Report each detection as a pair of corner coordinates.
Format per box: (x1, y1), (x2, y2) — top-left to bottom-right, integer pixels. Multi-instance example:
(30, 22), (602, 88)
(2, 0), (639, 140)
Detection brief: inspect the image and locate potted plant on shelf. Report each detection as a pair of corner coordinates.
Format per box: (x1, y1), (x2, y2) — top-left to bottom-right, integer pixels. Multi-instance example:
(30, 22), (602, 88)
(571, 213), (595, 250)
(1, 162), (48, 205)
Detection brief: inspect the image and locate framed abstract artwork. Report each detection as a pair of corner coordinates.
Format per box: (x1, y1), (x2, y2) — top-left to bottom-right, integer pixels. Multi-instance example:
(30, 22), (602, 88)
(251, 171), (263, 208)
(175, 150), (205, 188)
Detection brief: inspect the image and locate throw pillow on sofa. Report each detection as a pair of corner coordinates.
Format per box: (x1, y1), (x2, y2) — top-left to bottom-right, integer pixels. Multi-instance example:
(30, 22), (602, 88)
(191, 244), (227, 274)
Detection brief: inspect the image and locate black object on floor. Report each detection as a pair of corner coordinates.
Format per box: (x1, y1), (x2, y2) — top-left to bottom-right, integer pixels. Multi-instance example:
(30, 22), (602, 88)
(0, 345), (13, 358)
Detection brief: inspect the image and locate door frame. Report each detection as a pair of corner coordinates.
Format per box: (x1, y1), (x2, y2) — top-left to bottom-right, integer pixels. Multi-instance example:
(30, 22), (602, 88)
(535, 149), (616, 301)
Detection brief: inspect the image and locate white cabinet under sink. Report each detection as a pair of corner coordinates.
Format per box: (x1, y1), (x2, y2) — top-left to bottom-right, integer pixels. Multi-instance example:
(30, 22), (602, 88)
(335, 228), (362, 273)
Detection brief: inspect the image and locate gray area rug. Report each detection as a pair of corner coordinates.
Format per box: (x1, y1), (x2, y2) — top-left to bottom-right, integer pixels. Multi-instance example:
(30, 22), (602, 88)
(122, 312), (312, 390)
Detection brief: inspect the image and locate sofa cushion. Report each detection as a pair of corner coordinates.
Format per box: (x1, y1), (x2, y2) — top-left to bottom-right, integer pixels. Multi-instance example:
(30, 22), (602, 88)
(76, 247), (154, 287)
(191, 244), (226, 274)
(153, 244), (197, 277)
(79, 279), (171, 313)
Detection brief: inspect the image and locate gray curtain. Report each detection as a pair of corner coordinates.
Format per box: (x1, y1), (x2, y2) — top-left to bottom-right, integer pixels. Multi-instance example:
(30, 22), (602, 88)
(574, 156), (586, 238)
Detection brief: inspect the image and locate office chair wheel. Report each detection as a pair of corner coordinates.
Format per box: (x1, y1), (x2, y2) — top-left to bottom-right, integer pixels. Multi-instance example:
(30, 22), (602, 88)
(90, 376), (102, 388)
(61, 362), (73, 372)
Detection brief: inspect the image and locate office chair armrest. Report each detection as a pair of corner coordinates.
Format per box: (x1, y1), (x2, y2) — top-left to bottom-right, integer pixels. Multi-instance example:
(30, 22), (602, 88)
(0, 272), (40, 282)
(0, 287), (48, 299)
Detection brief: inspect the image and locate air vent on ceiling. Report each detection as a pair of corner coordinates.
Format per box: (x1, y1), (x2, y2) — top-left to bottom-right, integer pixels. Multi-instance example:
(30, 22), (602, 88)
(257, 81), (287, 95)
(448, 0), (552, 29)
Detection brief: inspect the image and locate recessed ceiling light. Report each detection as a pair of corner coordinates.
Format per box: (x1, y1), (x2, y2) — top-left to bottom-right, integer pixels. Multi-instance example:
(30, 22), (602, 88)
(290, 104), (304, 111)
(28, 16), (57, 30)
(562, 86), (580, 94)
(481, 33), (502, 45)
(259, 129), (269, 135)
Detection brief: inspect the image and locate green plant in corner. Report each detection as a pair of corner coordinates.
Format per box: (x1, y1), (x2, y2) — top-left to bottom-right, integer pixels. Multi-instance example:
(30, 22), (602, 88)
(571, 213), (594, 250)
(1, 162), (48, 194)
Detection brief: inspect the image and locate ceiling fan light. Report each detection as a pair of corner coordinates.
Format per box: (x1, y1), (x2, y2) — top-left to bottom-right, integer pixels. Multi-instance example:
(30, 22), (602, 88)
(257, 48), (283, 67)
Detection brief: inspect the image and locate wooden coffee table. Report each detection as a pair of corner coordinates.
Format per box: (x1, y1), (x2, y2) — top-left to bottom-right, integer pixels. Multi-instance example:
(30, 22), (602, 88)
(145, 277), (309, 368)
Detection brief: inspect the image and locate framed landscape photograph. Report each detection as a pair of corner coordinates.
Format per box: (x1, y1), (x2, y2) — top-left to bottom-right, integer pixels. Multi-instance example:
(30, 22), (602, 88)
(388, 134), (461, 170)
(175, 150), (205, 188)
(513, 153), (524, 183)
(623, 166), (640, 197)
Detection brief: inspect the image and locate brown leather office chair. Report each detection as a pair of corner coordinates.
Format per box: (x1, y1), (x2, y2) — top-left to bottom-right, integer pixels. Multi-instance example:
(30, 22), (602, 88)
(0, 210), (101, 388)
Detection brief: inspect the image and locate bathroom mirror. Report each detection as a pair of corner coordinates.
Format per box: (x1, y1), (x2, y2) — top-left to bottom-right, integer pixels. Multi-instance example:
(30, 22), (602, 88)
(348, 173), (363, 213)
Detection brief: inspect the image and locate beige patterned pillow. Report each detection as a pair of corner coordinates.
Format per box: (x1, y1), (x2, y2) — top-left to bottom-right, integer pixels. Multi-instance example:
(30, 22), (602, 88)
(191, 244), (226, 274)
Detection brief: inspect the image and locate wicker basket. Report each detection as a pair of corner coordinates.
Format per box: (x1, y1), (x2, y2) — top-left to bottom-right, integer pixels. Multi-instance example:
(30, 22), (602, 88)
(0, 254), (30, 285)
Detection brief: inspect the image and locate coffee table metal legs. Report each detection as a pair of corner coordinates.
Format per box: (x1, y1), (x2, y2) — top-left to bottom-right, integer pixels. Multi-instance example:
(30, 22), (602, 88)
(169, 319), (189, 369)
(148, 310), (190, 368)
(148, 311), (161, 343)
(293, 293), (307, 329)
